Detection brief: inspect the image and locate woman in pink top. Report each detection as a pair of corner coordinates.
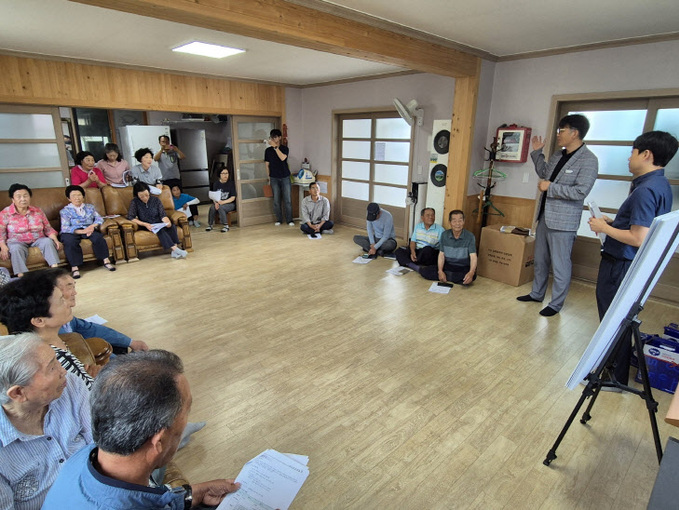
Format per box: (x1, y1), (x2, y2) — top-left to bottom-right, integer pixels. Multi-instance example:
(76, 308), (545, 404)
(70, 151), (107, 189)
(96, 143), (130, 186)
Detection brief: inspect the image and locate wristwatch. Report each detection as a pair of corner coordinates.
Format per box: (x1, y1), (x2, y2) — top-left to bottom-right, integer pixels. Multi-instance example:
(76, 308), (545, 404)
(170, 484), (193, 509)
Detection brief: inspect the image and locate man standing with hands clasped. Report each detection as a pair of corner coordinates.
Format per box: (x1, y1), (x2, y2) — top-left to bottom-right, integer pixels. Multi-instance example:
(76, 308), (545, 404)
(589, 131), (677, 388)
(517, 114), (598, 316)
(265, 128), (294, 226)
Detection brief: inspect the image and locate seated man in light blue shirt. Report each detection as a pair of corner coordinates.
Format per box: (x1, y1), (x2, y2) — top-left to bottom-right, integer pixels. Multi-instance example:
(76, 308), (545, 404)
(52, 268), (149, 355)
(353, 202), (397, 257)
(43, 350), (240, 510)
(395, 207), (444, 270)
(0, 333), (91, 510)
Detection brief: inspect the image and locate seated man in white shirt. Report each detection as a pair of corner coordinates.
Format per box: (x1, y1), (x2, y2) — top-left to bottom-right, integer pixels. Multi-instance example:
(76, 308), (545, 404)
(300, 182), (334, 236)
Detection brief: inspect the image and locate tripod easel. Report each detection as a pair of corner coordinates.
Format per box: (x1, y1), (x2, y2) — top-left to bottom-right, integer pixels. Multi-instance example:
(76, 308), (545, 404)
(544, 305), (663, 466)
(543, 212), (679, 468)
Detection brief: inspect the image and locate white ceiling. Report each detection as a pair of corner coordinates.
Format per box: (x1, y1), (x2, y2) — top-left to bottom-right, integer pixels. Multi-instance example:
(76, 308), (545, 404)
(1, 0), (678, 86)
(319, 0), (679, 56)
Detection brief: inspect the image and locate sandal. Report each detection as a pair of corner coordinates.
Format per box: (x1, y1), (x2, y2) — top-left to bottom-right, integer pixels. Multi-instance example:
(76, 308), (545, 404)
(104, 263), (116, 272)
(71, 269), (81, 279)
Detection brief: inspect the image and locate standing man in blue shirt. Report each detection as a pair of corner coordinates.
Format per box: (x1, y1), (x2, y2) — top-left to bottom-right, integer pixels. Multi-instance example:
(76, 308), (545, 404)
(395, 207), (444, 270)
(353, 202), (397, 257)
(265, 129), (294, 226)
(518, 114), (599, 317)
(589, 130), (677, 386)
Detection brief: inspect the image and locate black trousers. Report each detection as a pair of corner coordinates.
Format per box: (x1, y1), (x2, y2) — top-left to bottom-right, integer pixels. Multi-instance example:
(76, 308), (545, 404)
(300, 220), (334, 235)
(153, 225), (180, 249)
(596, 254), (633, 385)
(420, 261), (475, 284)
(61, 231), (109, 266)
(394, 246), (439, 267)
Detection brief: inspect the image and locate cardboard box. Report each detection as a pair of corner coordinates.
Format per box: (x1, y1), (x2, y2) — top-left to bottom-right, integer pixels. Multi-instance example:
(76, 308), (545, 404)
(477, 225), (535, 287)
(635, 335), (679, 394)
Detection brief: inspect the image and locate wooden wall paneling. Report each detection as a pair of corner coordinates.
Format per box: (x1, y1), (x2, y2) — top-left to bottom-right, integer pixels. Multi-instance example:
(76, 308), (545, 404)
(74, 0), (479, 78)
(444, 64), (481, 220)
(0, 56), (284, 116)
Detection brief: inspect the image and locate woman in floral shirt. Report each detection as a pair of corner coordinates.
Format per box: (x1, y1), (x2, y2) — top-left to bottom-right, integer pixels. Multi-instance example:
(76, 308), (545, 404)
(0, 183), (62, 276)
(60, 185), (116, 279)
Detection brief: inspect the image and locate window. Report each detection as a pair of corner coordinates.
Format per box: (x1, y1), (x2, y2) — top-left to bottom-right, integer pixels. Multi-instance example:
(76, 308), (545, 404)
(337, 112), (412, 237)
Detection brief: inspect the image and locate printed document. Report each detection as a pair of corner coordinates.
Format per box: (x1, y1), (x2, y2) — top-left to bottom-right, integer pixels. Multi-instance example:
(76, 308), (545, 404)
(217, 449), (309, 510)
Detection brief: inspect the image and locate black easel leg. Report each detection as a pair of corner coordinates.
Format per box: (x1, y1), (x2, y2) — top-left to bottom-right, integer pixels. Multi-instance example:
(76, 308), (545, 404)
(632, 321), (663, 463)
(544, 383), (598, 466)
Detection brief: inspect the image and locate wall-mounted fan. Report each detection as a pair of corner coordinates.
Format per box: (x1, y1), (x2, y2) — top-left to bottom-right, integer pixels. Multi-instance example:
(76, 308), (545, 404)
(393, 98), (423, 127)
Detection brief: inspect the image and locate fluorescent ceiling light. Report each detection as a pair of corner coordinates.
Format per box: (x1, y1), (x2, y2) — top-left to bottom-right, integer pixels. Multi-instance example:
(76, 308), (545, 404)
(172, 42), (245, 59)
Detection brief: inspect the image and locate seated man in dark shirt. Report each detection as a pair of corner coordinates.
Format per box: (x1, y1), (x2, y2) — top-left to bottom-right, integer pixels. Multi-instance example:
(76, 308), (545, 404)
(420, 209), (477, 285)
(43, 350), (240, 509)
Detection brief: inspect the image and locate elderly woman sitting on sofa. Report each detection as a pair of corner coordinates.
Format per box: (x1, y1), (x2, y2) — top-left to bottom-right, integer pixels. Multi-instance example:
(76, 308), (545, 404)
(60, 185), (116, 279)
(0, 183), (62, 277)
(127, 181), (188, 259)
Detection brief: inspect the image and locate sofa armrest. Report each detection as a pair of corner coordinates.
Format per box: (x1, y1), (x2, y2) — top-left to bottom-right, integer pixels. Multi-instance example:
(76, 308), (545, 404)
(169, 210), (188, 225)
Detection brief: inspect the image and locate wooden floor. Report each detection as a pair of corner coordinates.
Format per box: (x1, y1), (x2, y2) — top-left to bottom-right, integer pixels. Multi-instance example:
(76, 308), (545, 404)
(72, 219), (679, 509)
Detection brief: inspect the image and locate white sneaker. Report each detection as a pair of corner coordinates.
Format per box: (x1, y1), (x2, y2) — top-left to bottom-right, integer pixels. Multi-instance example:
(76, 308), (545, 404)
(193, 219), (201, 227)
(221, 226), (229, 233)
(171, 250), (182, 259)
(323, 229), (334, 234)
(288, 222), (295, 226)
(274, 222), (281, 226)
(178, 249), (188, 258)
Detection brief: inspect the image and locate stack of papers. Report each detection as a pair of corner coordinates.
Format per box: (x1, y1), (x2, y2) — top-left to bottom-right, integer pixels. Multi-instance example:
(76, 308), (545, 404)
(218, 449), (309, 510)
(386, 266), (412, 276)
(353, 256), (372, 264)
(428, 282), (451, 294)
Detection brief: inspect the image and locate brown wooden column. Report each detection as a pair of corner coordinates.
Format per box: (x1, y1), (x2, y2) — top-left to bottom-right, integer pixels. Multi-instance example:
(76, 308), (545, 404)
(444, 61), (481, 221)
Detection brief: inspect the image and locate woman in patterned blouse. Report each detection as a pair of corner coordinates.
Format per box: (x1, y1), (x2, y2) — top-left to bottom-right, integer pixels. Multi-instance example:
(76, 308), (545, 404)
(59, 185), (116, 279)
(0, 183), (62, 277)
(59, 184), (116, 279)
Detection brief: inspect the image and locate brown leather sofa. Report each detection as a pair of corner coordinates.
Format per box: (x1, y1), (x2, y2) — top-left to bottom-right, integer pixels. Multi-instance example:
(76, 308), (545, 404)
(0, 187), (123, 275)
(101, 186), (192, 261)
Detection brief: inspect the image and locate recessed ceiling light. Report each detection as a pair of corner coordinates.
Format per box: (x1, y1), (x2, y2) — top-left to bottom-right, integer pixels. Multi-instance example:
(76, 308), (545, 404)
(172, 42), (245, 59)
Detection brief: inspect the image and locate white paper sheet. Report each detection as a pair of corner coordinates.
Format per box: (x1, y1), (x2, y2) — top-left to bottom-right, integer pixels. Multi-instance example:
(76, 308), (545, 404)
(588, 201), (606, 245)
(217, 449), (309, 510)
(149, 222), (168, 234)
(84, 314), (107, 325)
(149, 186), (162, 196)
(353, 256), (373, 264)
(386, 266), (412, 276)
(208, 190), (222, 202)
(307, 234), (322, 240)
(428, 282), (451, 294)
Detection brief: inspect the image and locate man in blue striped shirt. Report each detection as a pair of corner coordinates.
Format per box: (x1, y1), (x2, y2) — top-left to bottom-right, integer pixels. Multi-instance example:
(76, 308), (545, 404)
(0, 333), (91, 510)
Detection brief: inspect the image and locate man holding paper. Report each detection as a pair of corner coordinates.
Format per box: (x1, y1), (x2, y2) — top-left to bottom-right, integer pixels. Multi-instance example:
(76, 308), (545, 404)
(43, 350), (240, 509)
(589, 130), (677, 386)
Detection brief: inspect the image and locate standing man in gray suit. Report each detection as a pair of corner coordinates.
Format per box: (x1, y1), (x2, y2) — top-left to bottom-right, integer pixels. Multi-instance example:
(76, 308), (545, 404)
(517, 114), (598, 316)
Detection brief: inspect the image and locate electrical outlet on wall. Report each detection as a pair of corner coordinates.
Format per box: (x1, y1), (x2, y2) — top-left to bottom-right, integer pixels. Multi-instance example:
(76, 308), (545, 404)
(522, 171), (530, 184)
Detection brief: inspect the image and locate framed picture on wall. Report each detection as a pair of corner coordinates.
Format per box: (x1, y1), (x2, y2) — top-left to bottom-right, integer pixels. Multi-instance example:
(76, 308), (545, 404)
(496, 125), (532, 163)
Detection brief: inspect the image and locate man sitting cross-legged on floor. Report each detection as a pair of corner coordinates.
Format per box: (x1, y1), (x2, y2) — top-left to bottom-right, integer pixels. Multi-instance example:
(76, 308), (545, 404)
(43, 350), (241, 509)
(420, 209), (477, 285)
(300, 181), (334, 236)
(394, 207), (444, 271)
(353, 202), (397, 258)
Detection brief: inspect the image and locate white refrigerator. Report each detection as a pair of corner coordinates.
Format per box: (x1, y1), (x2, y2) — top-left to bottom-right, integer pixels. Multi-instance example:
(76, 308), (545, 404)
(118, 125), (170, 165)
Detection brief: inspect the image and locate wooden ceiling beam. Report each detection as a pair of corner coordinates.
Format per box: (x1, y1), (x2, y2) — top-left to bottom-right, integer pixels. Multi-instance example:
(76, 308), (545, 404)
(70, 0), (479, 78)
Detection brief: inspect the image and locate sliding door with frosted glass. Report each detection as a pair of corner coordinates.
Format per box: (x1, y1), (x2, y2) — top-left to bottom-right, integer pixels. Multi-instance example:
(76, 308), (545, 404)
(338, 113), (412, 238)
(0, 105), (69, 190)
(231, 116), (278, 227)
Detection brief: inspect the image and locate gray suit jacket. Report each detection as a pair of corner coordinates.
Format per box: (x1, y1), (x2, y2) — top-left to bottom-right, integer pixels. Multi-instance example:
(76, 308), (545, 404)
(531, 145), (598, 231)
